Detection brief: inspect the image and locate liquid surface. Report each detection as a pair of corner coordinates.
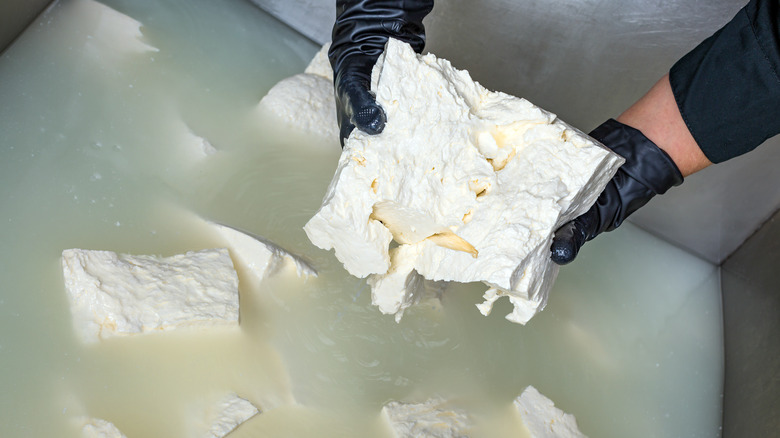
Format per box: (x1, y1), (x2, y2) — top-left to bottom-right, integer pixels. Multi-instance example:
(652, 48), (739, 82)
(0, 0), (723, 437)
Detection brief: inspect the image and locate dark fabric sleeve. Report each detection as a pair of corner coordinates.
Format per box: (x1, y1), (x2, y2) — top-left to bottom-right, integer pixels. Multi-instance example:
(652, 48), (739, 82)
(329, 0), (434, 73)
(669, 0), (780, 163)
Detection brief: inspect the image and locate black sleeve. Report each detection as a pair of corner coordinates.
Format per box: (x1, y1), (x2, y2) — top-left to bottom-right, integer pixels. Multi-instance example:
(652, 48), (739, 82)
(669, 0), (780, 163)
(329, 0), (434, 73)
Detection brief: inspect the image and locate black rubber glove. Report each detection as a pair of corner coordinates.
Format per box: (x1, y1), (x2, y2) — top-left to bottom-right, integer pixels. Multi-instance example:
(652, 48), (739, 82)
(550, 119), (684, 265)
(329, 0), (434, 146)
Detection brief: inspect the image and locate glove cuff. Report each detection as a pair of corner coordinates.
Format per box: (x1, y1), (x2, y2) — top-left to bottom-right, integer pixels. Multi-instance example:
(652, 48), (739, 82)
(329, 0), (433, 74)
(588, 119), (684, 235)
(590, 119), (684, 194)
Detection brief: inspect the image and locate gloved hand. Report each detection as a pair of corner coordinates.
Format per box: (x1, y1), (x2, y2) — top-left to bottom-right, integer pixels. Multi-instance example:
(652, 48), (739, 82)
(329, 0), (434, 146)
(550, 119), (684, 265)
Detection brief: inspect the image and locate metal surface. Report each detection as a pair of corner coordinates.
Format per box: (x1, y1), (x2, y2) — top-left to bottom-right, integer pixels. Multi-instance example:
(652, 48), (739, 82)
(0, 0), (53, 54)
(721, 209), (780, 437)
(248, 0), (780, 264)
(248, 0), (334, 43)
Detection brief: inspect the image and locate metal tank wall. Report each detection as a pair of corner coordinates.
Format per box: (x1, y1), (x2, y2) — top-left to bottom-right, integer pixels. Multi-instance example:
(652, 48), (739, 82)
(0, 0), (52, 55)
(720, 209), (780, 437)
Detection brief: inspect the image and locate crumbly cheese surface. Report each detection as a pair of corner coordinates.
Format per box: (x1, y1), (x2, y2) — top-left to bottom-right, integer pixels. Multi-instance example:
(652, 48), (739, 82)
(211, 222), (317, 281)
(202, 393), (260, 438)
(303, 43), (333, 81)
(80, 417), (127, 438)
(381, 398), (471, 438)
(515, 386), (587, 438)
(367, 244), (446, 321)
(304, 39), (624, 324)
(257, 43), (337, 140)
(61, 248), (239, 343)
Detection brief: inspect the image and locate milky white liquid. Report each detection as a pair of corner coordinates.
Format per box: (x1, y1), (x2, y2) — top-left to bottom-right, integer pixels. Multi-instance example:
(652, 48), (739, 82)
(0, 0), (723, 437)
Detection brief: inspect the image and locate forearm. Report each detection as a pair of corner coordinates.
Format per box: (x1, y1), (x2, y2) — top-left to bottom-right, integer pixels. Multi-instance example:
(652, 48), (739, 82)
(551, 0), (779, 264)
(618, 0), (780, 177)
(667, 0), (780, 165)
(616, 74), (711, 177)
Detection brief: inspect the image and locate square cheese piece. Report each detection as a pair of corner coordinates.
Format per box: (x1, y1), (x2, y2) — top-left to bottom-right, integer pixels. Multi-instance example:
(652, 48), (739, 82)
(61, 248), (239, 343)
(514, 386), (587, 438)
(304, 39), (624, 324)
(198, 393), (259, 438)
(381, 398), (471, 438)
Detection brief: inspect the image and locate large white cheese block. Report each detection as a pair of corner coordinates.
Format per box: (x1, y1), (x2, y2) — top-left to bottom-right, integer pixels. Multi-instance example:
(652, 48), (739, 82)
(381, 398), (471, 438)
(199, 393), (260, 438)
(304, 39), (624, 324)
(515, 386), (587, 438)
(210, 222), (316, 281)
(80, 417), (127, 438)
(257, 43), (338, 140)
(61, 248), (240, 343)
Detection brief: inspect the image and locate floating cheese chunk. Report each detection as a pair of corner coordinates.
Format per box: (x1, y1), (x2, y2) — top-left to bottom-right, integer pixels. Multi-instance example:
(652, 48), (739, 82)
(257, 43), (337, 140)
(178, 121), (217, 158)
(304, 39), (624, 324)
(61, 248), (239, 343)
(200, 393), (260, 438)
(515, 386), (587, 438)
(210, 222), (317, 280)
(80, 417), (127, 438)
(303, 43), (333, 80)
(381, 398), (471, 438)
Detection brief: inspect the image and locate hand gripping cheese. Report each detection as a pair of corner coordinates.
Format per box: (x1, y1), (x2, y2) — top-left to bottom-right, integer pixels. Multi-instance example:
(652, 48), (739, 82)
(61, 248), (239, 343)
(304, 39), (624, 324)
(381, 398), (471, 438)
(514, 386), (587, 438)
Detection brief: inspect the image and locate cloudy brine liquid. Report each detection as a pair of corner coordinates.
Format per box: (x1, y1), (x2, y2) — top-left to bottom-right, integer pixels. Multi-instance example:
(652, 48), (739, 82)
(0, 0), (723, 436)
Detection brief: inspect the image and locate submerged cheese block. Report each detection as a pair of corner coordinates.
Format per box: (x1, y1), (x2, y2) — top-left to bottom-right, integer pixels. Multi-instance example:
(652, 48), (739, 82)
(176, 120), (218, 159)
(200, 393), (259, 438)
(71, 0), (159, 63)
(304, 39), (624, 324)
(80, 417), (127, 438)
(211, 222), (316, 281)
(257, 43), (338, 140)
(514, 386), (587, 438)
(61, 248), (239, 343)
(381, 398), (471, 438)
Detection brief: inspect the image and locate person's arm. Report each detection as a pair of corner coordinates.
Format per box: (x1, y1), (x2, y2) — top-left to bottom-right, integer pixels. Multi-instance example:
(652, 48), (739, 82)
(329, 0), (434, 146)
(616, 74), (711, 177)
(551, 0), (780, 265)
